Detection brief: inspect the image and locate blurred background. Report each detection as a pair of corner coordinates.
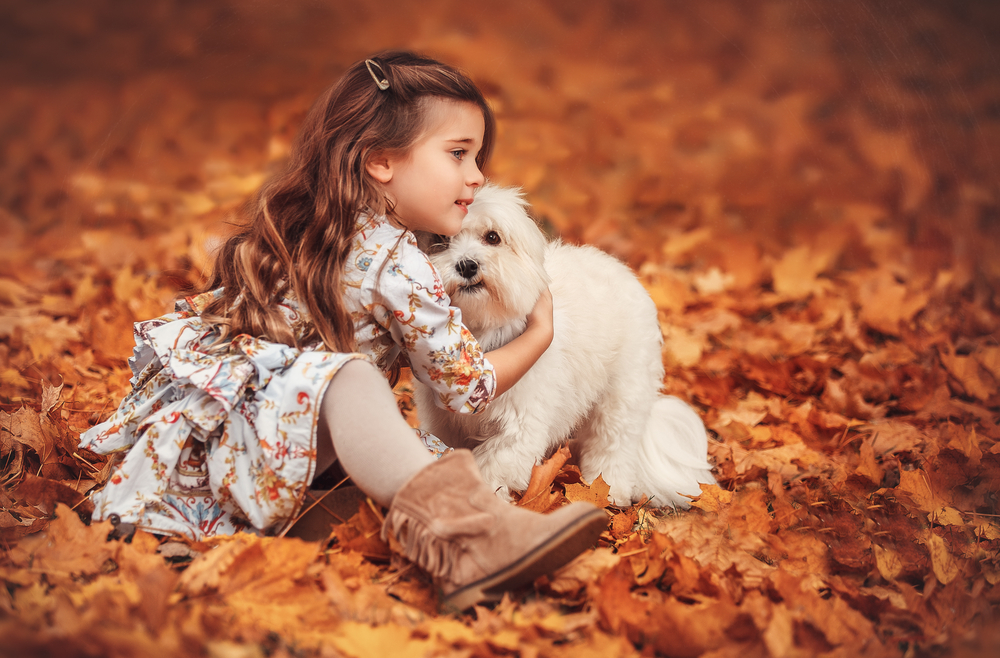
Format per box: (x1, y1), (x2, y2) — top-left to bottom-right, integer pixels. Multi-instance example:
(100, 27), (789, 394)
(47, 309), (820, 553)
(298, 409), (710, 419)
(1, 0), (999, 389)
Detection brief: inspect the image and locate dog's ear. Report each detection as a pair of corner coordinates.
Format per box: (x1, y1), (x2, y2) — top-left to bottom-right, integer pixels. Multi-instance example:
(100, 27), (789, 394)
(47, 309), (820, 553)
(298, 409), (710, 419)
(415, 231), (449, 254)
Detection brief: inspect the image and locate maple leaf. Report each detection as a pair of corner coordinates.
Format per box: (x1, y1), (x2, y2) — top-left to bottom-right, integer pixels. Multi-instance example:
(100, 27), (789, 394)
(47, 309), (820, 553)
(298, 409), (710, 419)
(2, 5), (999, 656)
(893, 467), (948, 515)
(939, 344), (997, 401)
(688, 483), (734, 513)
(772, 245), (834, 299)
(8, 504), (117, 583)
(564, 473), (612, 509)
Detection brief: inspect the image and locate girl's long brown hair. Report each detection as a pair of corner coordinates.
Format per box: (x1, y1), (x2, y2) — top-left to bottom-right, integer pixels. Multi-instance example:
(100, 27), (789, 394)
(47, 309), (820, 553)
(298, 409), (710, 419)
(199, 51), (496, 352)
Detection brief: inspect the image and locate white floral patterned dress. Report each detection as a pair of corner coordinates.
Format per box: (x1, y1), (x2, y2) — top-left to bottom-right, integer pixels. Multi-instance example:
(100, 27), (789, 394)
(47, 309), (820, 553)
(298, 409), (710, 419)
(80, 215), (495, 539)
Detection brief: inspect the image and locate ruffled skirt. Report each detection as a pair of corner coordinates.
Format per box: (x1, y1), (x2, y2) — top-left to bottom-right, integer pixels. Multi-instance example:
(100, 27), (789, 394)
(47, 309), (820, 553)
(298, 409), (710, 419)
(80, 304), (365, 539)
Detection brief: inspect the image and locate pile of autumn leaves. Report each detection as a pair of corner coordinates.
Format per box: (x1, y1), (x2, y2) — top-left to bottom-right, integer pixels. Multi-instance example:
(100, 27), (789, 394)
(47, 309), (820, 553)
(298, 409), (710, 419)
(2, 3), (1000, 650)
(3, 218), (999, 657)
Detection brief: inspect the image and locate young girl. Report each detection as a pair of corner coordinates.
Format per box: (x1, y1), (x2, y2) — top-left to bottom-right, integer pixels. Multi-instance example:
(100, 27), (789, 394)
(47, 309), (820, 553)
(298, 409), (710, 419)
(79, 51), (606, 609)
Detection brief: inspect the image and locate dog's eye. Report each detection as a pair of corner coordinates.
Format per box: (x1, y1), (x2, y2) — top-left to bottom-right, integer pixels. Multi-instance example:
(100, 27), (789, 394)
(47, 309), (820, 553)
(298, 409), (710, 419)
(483, 231), (501, 246)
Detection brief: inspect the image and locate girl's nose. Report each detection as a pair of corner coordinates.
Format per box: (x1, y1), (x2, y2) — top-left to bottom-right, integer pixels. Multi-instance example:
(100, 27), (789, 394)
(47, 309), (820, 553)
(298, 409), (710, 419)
(468, 164), (485, 188)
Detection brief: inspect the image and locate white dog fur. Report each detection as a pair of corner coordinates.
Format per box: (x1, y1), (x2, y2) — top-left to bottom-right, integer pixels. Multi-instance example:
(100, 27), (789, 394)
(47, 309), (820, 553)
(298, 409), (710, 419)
(415, 183), (716, 507)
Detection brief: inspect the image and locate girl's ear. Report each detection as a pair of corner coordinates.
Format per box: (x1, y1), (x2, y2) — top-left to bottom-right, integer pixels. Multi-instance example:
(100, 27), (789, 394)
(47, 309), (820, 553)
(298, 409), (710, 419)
(366, 153), (394, 184)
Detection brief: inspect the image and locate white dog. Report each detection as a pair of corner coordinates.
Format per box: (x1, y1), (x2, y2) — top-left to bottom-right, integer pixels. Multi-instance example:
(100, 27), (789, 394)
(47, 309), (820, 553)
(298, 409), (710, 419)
(415, 183), (715, 507)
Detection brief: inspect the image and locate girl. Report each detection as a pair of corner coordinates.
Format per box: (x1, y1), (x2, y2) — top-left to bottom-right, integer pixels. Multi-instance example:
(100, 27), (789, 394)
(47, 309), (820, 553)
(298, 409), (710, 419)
(80, 51), (606, 610)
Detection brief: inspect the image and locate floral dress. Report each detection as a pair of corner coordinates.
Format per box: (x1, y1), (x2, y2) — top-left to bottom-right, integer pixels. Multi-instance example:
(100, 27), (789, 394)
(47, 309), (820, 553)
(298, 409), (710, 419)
(80, 216), (495, 540)
(343, 214), (496, 414)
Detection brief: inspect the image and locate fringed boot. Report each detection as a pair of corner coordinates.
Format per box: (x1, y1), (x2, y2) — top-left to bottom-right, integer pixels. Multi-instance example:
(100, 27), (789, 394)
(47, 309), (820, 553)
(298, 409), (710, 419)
(382, 449), (607, 610)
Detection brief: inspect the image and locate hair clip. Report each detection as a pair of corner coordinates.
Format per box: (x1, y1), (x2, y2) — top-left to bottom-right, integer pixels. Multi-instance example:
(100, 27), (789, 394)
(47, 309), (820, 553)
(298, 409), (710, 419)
(365, 59), (390, 91)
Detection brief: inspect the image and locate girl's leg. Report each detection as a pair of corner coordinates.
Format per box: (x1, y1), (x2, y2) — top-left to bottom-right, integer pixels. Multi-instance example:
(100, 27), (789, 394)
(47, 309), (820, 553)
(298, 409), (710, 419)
(316, 358), (605, 611)
(316, 359), (434, 507)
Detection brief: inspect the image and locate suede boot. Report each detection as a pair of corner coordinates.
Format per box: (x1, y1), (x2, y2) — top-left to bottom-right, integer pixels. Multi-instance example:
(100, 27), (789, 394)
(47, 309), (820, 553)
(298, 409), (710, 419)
(382, 449), (607, 610)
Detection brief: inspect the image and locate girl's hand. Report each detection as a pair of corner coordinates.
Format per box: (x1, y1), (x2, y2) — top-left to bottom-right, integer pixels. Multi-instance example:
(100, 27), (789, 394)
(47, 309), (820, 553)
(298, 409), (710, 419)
(525, 288), (553, 334)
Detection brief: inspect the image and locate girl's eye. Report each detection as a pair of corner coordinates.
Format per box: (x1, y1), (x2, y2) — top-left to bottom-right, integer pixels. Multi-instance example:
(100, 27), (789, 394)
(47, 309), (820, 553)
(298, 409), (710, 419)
(484, 231), (501, 246)
(451, 149), (466, 161)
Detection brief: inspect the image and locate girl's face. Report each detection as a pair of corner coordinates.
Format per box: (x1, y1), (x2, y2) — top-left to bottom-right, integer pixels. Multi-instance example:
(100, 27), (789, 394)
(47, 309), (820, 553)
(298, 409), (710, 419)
(369, 98), (486, 237)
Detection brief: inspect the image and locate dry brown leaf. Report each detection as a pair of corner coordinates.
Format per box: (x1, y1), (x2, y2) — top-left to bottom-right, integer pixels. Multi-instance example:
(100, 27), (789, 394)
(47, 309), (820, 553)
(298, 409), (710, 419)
(2, 4), (999, 656)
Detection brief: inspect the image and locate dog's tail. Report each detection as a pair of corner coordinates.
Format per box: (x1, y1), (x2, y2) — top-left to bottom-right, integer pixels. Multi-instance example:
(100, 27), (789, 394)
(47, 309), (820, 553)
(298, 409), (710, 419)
(632, 396), (716, 508)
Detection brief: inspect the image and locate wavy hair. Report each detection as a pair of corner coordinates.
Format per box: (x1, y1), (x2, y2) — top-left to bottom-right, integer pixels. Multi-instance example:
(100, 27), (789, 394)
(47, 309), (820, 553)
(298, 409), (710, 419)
(199, 51), (496, 353)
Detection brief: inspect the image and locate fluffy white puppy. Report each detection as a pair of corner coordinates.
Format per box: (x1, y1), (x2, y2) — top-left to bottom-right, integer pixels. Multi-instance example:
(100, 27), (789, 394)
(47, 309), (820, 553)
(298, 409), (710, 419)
(416, 183), (715, 507)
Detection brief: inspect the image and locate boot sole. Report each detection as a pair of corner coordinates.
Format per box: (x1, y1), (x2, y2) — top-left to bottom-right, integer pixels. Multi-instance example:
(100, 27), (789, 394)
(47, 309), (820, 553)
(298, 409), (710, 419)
(441, 507), (608, 611)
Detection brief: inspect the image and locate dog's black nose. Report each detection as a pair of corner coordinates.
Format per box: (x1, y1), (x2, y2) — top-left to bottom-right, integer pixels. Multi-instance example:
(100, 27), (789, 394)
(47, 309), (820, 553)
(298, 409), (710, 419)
(456, 259), (479, 280)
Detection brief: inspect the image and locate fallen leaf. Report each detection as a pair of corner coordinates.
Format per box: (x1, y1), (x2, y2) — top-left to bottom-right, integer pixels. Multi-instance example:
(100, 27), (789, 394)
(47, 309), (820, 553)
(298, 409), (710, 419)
(517, 446), (571, 512)
(564, 473), (612, 509)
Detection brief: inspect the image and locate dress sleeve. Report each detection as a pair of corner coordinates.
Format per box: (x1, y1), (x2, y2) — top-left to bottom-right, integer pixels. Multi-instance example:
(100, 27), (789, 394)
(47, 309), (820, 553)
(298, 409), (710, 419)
(364, 239), (496, 414)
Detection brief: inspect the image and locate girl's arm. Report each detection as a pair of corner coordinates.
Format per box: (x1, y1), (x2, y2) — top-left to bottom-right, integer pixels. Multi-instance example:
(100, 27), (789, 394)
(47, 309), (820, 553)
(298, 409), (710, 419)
(484, 288), (553, 397)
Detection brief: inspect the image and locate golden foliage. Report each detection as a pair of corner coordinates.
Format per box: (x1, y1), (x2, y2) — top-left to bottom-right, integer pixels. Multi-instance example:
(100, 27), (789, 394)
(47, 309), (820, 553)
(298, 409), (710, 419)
(3, 1), (1000, 656)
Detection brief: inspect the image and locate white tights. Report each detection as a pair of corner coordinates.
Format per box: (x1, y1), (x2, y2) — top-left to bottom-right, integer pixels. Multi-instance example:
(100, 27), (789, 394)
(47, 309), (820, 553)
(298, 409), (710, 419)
(316, 359), (435, 507)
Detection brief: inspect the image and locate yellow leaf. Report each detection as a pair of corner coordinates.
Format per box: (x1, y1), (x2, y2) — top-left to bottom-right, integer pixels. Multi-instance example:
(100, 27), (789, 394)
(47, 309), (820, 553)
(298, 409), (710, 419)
(330, 622), (433, 658)
(975, 346), (1000, 380)
(546, 548), (621, 596)
(564, 474), (612, 509)
(0, 367), (30, 388)
(662, 326), (707, 368)
(689, 484), (733, 513)
(772, 246), (830, 299)
(72, 274), (102, 308)
(0, 278), (30, 305)
(692, 266), (733, 295)
(975, 522), (1000, 541)
(923, 532), (959, 585)
(855, 437), (883, 485)
(182, 192), (217, 216)
(762, 603), (794, 658)
(929, 506), (966, 527)
(646, 276), (690, 314)
(873, 544), (903, 581)
(947, 427), (983, 465)
(858, 272), (930, 336)
(894, 468), (943, 513)
(939, 346), (995, 401)
(662, 227), (712, 260)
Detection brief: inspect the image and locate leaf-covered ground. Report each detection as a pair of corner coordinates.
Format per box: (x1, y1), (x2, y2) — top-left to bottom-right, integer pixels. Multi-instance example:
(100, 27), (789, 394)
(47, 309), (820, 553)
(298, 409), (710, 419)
(2, 1), (1000, 656)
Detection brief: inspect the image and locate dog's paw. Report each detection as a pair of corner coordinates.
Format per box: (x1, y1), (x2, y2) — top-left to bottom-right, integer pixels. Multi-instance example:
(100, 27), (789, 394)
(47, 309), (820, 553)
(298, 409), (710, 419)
(607, 485), (634, 508)
(492, 484), (514, 502)
(480, 474), (514, 501)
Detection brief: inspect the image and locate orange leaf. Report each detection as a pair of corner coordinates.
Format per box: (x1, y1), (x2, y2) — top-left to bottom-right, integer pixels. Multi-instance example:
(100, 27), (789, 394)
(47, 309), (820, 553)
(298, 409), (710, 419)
(8, 504), (116, 581)
(894, 468), (946, 514)
(517, 446), (570, 512)
(854, 436), (883, 485)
